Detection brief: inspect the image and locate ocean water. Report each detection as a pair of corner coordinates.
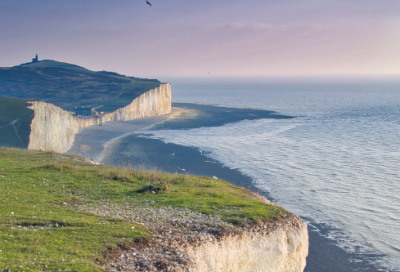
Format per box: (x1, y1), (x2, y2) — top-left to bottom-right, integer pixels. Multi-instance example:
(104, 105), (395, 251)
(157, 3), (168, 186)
(144, 77), (400, 270)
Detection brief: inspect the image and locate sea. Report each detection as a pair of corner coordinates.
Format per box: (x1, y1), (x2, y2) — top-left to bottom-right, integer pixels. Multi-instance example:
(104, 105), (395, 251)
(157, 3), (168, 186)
(110, 77), (400, 270)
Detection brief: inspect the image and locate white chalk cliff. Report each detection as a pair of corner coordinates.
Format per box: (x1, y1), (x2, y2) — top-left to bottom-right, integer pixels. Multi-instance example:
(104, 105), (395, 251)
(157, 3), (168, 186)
(187, 216), (308, 272)
(27, 83), (171, 153)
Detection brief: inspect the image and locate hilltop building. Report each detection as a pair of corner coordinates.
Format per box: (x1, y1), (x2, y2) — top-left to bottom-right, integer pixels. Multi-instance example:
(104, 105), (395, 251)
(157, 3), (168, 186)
(32, 54), (38, 63)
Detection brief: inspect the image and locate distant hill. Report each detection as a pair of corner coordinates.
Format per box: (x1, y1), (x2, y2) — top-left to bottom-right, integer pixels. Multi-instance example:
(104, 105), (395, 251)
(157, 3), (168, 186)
(0, 60), (161, 113)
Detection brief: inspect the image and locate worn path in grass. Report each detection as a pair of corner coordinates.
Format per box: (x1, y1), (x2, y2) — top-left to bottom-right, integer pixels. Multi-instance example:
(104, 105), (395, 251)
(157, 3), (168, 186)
(0, 96), (35, 149)
(0, 119), (18, 130)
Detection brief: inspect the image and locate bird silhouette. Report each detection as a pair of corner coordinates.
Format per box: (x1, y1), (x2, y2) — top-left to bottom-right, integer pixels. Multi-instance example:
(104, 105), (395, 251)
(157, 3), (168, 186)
(146, 1), (152, 6)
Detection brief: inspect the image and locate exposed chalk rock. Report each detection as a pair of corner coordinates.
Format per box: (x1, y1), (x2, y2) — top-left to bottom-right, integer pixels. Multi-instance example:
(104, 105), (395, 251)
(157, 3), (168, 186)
(187, 217), (308, 272)
(27, 83), (171, 152)
(76, 201), (309, 272)
(101, 83), (171, 122)
(27, 100), (98, 153)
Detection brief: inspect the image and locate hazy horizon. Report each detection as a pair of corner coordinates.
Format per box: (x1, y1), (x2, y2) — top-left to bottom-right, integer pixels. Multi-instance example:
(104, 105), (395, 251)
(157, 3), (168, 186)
(1, 0), (400, 78)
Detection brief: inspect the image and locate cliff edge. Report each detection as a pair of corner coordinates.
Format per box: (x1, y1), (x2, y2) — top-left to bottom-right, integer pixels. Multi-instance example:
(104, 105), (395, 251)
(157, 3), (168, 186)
(27, 83), (171, 153)
(78, 193), (308, 272)
(188, 217), (308, 272)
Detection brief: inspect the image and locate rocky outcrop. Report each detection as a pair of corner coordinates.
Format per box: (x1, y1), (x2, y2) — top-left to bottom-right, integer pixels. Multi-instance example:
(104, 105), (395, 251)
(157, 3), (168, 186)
(75, 196), (308, 272)
(27, 83), (171, 152)
(187, 217), (308, 272)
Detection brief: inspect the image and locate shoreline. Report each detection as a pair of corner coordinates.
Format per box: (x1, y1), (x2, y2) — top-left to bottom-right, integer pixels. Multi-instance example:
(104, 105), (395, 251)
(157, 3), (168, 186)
(68, 103), (394, 272)
(67, 107), (186, 160)
(102, 135), (391, 272)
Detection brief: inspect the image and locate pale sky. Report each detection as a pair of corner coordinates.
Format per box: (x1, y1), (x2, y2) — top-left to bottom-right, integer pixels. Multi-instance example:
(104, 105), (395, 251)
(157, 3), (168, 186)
(1, 0), (400, 78)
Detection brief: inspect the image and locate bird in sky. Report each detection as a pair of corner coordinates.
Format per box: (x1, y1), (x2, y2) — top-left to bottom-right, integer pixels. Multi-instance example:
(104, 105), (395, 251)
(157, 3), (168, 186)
(146, 1), (152, 6)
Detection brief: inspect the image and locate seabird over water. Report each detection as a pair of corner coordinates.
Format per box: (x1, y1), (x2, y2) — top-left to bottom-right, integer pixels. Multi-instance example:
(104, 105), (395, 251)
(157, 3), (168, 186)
(146, 1), (152, 6)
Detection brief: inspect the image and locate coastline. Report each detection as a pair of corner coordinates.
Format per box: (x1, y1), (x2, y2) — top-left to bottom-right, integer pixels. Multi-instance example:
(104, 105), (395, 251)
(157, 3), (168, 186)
(102, 135), (390, 272)
(67, 107), (185, 160)
(69, 103), (393, 272)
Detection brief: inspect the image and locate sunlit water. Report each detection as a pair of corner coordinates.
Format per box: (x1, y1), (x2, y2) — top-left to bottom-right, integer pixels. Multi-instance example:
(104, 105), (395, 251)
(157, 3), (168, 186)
(144, 78), (400, 269)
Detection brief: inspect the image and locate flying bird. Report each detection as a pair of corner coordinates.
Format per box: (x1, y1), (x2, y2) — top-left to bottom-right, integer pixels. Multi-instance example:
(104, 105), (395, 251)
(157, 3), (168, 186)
(146, 1), (152, 6)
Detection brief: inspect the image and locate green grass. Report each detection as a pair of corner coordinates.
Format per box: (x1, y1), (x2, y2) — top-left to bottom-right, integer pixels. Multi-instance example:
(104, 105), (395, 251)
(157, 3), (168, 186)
(0, 148), (287, 271)
(0, 97), (35, 148)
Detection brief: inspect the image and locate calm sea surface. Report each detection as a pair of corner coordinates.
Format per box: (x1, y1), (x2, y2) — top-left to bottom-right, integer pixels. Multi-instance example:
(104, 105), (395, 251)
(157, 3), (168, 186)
(140, 77), (400, 270)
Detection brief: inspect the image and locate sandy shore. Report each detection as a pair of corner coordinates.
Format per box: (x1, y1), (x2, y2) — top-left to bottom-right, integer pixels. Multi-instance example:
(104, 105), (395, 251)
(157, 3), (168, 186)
(67, 107), (193, 161)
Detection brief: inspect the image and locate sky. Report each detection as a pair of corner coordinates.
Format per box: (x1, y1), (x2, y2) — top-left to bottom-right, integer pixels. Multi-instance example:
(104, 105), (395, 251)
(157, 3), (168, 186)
(1, 0), (400, 78)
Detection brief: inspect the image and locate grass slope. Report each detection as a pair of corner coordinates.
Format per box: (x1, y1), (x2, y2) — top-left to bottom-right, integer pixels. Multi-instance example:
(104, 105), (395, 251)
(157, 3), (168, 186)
(0, 148), (287, 271)
(0, 60), (161, 113)
(0, 97), (35, 148)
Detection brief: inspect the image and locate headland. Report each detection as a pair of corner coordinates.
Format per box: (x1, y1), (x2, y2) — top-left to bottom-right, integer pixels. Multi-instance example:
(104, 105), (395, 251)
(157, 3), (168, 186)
(0, 60), (308, 271)
(0, 59), (171, 152)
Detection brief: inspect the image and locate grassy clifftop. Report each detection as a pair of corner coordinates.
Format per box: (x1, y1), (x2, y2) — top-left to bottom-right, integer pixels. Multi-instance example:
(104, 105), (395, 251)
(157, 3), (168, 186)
(0, 60), (161, 113)
(0, 97), (35, 148)
(0, 148), (288, 271)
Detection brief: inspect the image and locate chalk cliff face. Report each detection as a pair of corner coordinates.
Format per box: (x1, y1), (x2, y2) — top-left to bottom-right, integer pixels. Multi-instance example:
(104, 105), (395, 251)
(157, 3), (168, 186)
(27, 83), (171, 153)
(188, 217), (308, 272)
(27, 101), (99, 153)
(101, 83), (171, 122)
